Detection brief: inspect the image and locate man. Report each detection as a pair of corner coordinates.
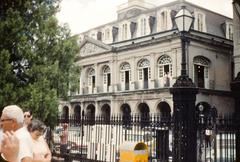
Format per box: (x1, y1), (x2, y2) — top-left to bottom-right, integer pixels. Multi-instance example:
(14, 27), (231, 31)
(23, 110), (33, 126)
(1, 105), (34, 162)
(60, 123), (68, 161)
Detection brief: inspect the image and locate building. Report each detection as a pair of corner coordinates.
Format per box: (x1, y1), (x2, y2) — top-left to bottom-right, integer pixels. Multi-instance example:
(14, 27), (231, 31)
(232, 1), (240, 161)
(59, 0), (234, 122)
(233, 0), (240, 78)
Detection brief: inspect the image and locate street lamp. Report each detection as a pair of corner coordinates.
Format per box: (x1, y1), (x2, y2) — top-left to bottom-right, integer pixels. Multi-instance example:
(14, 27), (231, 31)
(198, 104), (204, 124)
(170, 6), (198, 162)
(198, 104), (205, 161)
(175, 6), (194, 78)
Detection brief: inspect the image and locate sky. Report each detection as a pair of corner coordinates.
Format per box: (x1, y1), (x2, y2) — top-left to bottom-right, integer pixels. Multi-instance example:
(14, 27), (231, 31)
(56, 0), (233, 35)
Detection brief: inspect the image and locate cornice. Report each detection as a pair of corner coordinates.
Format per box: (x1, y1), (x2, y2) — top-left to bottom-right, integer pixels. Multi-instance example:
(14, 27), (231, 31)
(109, 29), (233, 53)
(70, 87), (233, 102)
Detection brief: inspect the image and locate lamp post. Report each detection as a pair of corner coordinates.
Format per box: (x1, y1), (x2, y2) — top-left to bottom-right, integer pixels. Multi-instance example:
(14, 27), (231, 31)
(170, 6), (198, 162)
(198, 104), (205, 161)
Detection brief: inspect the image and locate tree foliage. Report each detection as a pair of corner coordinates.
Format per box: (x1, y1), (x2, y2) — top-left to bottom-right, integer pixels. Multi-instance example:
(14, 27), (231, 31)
(0, 0), (80, 128)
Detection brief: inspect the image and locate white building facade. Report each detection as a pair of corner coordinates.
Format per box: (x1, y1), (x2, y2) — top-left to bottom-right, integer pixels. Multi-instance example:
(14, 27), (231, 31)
(59, 0), (234, 121)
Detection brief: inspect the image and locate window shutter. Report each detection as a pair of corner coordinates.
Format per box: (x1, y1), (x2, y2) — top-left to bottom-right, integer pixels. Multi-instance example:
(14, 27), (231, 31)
(121, 72), (124, 82)
(139, 69), (143, 80)
(204, 67), (208, 78)
(148, 68), (151, 79)
(159, 66), (164, 78)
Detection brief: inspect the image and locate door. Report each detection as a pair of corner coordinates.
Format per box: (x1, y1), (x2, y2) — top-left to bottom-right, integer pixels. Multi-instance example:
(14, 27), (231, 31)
(125, 71), (129, 90)
(143, 68), (148, 89)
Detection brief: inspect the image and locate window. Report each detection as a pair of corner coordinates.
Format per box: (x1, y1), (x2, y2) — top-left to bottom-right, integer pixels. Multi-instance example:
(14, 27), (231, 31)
(91, 33), (95, 38)
(138, 59), (150, 89)
(140, 18), (147, 36)
(88, 68), (95, 88)
(157, 9), (172, 32)
(194, 11), (206, 32)
(197, 13), (203, 31)
(138, 59), (150, 80)
(102, 32), (105, 40)
(120, 63), (131, 90)
(122, 24), (128, 40)
(103, 66), (111, 92)
(105, 28), (110, 40)
(161, 11), (168, 30)
(193, 56), (210, 88)
(158, 55), (172, 78)
(103, 66), (110, 84)
(226, 23), (233, 40)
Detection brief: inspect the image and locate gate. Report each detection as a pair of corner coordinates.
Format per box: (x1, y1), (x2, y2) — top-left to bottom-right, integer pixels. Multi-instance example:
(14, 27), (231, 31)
(52, 114), (238, 162)
(197, 115), (238, 162)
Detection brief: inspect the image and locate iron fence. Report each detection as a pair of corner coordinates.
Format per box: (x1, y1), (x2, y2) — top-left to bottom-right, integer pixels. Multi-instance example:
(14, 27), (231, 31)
(51, 114), (239, 162)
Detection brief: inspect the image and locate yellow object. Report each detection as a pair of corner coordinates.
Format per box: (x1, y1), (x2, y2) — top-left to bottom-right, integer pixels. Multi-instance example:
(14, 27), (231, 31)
(120, 142), (148, 162)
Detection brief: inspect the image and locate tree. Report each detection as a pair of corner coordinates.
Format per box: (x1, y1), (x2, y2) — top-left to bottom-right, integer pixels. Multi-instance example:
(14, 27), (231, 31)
(0, 0), (80, 128)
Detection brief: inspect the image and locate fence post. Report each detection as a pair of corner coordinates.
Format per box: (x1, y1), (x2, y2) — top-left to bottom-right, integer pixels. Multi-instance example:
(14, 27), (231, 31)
(231, 73), (240, 162)
(170, 80), (198, 162)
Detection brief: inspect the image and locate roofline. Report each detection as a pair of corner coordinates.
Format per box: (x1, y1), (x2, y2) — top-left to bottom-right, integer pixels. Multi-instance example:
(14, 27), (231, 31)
(75, 0), (232, 36)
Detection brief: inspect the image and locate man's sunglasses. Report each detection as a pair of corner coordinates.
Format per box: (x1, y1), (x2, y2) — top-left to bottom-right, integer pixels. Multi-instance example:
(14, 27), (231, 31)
(24, 115), (31, 118)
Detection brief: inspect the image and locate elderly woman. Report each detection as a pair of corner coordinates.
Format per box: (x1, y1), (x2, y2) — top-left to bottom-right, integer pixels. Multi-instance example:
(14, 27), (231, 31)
(27, 119), (52, 162)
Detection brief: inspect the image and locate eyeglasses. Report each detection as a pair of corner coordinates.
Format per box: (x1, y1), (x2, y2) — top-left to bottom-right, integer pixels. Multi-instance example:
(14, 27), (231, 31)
(0, 119), (13, 123)
(24, 115), (31, 118)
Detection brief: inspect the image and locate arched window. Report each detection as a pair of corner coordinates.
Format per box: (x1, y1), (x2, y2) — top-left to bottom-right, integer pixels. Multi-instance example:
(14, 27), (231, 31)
(158, 55), (172, 78)
(103, 65), (111, 92)
(120, 62), (131, 90)
(158, 55), (172, 87)
(138, 59), (150, 89)
(193, 56), (210, 88)
(87, 68), (95, 93)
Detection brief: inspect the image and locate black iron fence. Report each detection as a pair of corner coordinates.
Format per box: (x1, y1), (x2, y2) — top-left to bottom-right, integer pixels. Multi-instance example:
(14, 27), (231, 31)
(51, 114), (239, 162)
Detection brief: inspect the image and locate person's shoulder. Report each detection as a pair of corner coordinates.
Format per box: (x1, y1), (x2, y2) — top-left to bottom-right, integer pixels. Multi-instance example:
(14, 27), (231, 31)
(38, 135), (45, 142)
(15, 126), (31, 139)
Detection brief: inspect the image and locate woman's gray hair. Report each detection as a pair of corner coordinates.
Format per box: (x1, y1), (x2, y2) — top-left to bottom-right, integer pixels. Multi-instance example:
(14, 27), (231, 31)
(27, 119), (46, 133)
(2, 105), (24, 124)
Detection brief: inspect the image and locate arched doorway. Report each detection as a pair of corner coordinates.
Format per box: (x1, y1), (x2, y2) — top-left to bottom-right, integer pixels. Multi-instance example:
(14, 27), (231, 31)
(156, 102), (171, 160)
(157, 102), (171, 119)
(86, 104), (95, 125)
(62, 106), (69, 123)
(74, 105), (81, 125)
(196, 102), (211, 117)
(138, 103), (150, 128)
(101, 104), (111, 124)
(196, 102), (218, 123)
(120, 103), (131, 127)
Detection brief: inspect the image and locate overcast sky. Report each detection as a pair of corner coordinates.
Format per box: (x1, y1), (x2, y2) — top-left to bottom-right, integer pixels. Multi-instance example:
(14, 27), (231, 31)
(56, 0), (233, 35)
